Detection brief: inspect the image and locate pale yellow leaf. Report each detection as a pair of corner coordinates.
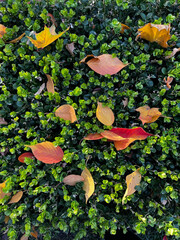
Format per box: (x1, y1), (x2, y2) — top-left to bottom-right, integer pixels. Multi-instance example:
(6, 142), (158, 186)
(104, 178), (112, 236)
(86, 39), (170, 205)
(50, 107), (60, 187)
(63, 174), (84, 186)
(46, 74), (55, 93)
(122, 168), (141, 205)
(55, 104), (77, 123)
(96, 102), (115, 126)
(81, 167), (95, 204)
(8, 191), (23, 204)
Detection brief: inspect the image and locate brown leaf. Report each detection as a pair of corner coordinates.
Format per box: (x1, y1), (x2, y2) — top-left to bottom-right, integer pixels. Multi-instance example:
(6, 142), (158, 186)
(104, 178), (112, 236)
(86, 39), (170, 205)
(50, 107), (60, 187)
(55, 104), (77, 123)
(4, 216), (10, 224)
(47, 13), (57, 27)
(96, 102), (115, 126)
(20, 235), (28, 240)
(8, 191), (23, 204)
(8, 33), (25, 43)
(0, 117), (7, 125)
(34, 83), (45, 96)
(122, 97), (128, 107)
(30, 226), (38, 239)
(66, 42), (75, 56)
(81, 168), (95, 203)
(63, 175), (84, 186)
(80, 54), (128, 75)
(165, 48), (180, 59)
(164, 76), (173, 89)
(46, 74), (55, 93)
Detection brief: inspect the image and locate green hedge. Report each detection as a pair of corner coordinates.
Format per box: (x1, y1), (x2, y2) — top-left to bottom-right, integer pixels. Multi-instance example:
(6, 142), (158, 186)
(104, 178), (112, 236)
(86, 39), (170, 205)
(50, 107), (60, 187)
(0, 0), (180, 240)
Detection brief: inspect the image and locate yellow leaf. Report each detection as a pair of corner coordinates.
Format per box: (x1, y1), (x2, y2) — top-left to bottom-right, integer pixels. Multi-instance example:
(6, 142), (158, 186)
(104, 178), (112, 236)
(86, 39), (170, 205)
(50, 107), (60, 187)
(0, 180), (11, 200)
(96, 102), (115, 126)
(122, 168), (141, 205)
(81, 167), (95, 204)
(8, 191), (23, 204)
(55, 104), (77, 123)
(0, 24), (6, 38)
(8, 33), (25, 43)
(136, 23), (171, 48)
(46, 74), (55, 93)
(136, 105), (162, 124)
(27, 25), (69, 49)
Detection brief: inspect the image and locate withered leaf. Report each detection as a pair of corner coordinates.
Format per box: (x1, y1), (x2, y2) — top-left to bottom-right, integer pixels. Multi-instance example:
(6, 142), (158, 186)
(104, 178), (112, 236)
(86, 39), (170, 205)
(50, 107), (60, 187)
(46, 74), (55, 93)
(63, 175), (84, 186)
(8, 191), (23, 204)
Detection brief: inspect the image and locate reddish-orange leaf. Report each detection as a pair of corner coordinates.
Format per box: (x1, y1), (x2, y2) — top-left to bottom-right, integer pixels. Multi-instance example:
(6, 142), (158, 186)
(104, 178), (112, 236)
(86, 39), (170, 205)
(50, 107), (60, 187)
(109, 127), (153, 139)
(114, 138), (136, 150)
(120, 23), (130, 34)
(101, 130), (125, 141)
(63, 175), (84, 186)
(30, 226), (38, 239)
(8, 33), (25, 43)
(46, 74), (55, 93)
(0, 24), (6, 38)
(8, 191), (23, 204)
(136, 105), (162, 124)
(164, 76), (173, 89)
(136, 23), (171, 48)
(18, 152), (34, 163)
(84, 133), (103, 140)
(26, 141), (64, 164)
(80, 54), (128, 75)
(55, 104), (77, 123)
(96, 102), (115, 126)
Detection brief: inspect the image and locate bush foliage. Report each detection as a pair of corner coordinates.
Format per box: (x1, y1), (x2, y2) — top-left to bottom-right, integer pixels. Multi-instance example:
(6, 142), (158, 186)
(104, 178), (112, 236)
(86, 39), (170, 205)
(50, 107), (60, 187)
(0, 0), (180, 240)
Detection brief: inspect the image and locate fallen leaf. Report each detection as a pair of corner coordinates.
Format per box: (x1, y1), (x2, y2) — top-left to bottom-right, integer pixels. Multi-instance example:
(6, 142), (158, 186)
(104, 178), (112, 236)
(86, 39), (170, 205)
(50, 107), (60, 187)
(18, 152), (34, 163)
(27, 25), (69, 48)
(136, 105), (162, 124)
(26, 141), (64, 164)
(122, 97), (128, 107)
(96, 102), (115, 126)
(81, 168), (95, 204)
(122, 168), (142, 205)
(164, 76), (173, 89)
(34, 83), (45, 96)
(0, 181), (11, 200)
(165, 48), (180, 59)
(66, 42), (75, 56)
(8, 191), (23, 204)
(55, 104), (77, 123)
(136, 23), (171, 48)
(0, 24), (6, 38)
(4, 216), (10, 224)
(120, 23), (130, 34)
(84, 127), (152, 150)
(8, 33), (25, 43)
(30, 226), (38, 239)
(80, 54), (128, 75)
(163, 236), (168, 240)
(0, 117), (7, 125)
(20, 235), (28, 240)
(47, 13), (57, 27)
(46, 74), (55, 93)
(63, 174), (84, 186)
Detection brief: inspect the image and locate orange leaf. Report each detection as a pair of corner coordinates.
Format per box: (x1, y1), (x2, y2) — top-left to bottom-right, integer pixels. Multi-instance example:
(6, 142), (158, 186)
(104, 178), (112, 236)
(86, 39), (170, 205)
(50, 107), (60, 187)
(120, 23), (130, 34)
(84, 133), (103, 140)
(96, 102), (115, 126)
(164, 76), (173, 89)
(63, 174), (84, 186)
(136, 23), (171, 48)
(27, 25), (69, 49)
(18, 152), (34, 163)
(55, 104), (77, 123)
(8, 191), (23, 204)
(136, 105), (162, 124)
(114, 138), (136, 150)
(0, 24), (6, 38)
(47, 13), (57, 27)
(26, 141), (64, 164)
(80, 54), (128, 75)
(165, 48), (180, 59)
(30, 226), (38, 239)
(101, 130), (125, 141)
(8, 33), (25, 43)
(46, 74), (55, 93)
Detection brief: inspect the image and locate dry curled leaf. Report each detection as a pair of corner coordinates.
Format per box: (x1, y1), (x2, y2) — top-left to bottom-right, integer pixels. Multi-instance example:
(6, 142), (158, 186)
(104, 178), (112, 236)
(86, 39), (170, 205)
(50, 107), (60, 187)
(27, 25), (69, 48)
(46, 74), (55, 93)
(26, 141), (64, 164)
(55, 104), (77, 123)
(122, 168), (142, 205)
(122, 97), (128, 107)
(164, 76), (173, 89)
(30, 226), (38, 239)
(0, 24), (6, 38)
(66, 42), (75, 56)
(165, 48), (180, 59)
(136, 105), (162, 124)
(136, 23), (171, 48)
(8, 33), (25, 43)
(47, 13), (57, 27)
(81, 167), (95, 204)
(96, 102), (115, 126)
(63, 175), (84, 186)
(8, 191), (23, 204)
(80, 54), (128, 75)
(0, 117), (7, 125)
(120, 23), (130, 34)
(34, 83), (45, 96)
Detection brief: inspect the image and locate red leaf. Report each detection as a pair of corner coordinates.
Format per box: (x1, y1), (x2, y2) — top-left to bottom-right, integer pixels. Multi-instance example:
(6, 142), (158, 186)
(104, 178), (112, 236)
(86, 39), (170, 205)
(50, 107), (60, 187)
(26, 141), (64, 164)
(163, 236), (168, 240)
(109, 127), (153, 139)
(18, 152), (34, 163)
